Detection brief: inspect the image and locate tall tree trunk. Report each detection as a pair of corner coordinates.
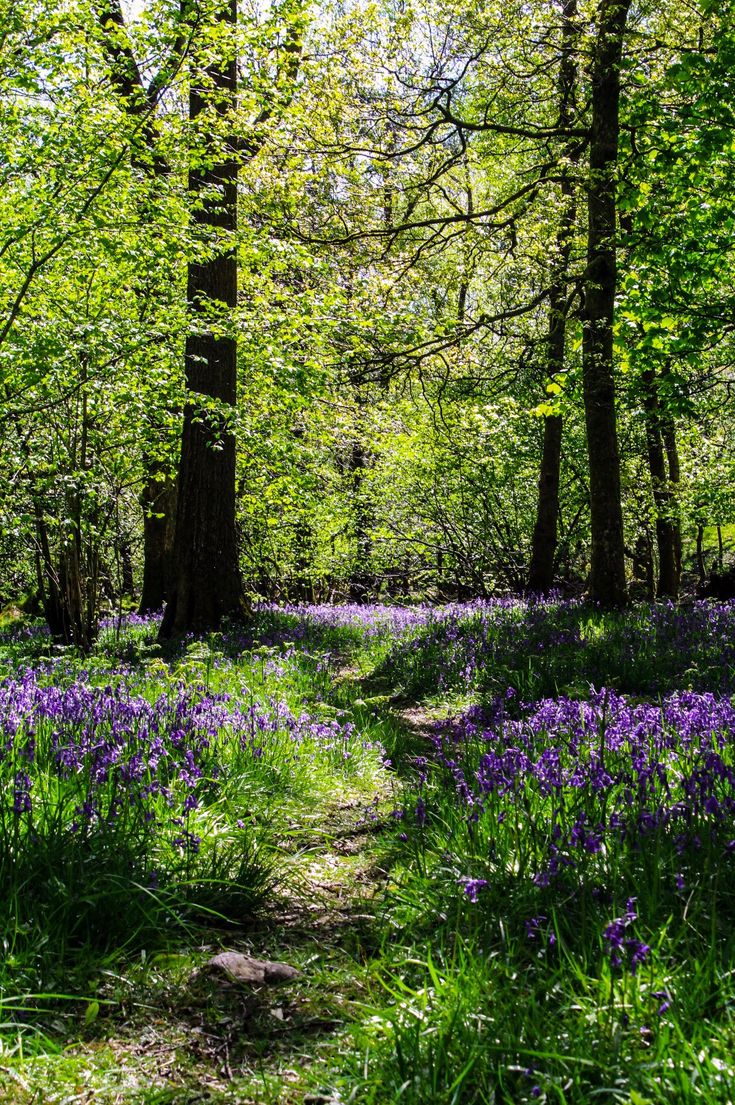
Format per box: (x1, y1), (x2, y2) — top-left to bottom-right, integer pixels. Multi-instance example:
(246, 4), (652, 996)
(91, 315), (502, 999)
(160, 0), (243, 637)
(641, 366), (680, 598)
(99, 0), (301, 627)
(528, 414), (563, 594)
(581, 0), (631, 607)
(349, 435), (373, 600)
(527, 0), (579, 596)
(34, 500), (67, 641)
(348, 380), (375, 600)
(139, 471), (177, 613)
(696, 524), (706, 582)
(661, 407), (682, 582)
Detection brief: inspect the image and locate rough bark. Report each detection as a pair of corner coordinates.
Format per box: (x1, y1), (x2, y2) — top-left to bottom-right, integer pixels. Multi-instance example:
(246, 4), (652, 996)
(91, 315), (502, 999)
(527, 0), (579, 596)
(581, 0), (631, 607)
(139, 472), (177, 613)
(160, 0), (243, 636)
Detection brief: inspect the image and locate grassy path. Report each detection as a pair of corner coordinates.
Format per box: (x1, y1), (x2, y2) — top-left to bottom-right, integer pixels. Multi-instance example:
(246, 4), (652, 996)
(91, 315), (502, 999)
(0, 795), (395, 1105)
(0, 652), (411, 1105)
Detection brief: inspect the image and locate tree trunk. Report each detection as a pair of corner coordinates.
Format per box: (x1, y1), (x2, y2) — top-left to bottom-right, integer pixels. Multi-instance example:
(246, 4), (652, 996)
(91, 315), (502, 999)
(527, 0), (578, 596)
(661, 409), (682, 582)
(160, 0), (243, 638)
(34, 499), (95, 650)
(696, 524), (706, 582)
(581, 0), (631, 607)
(34, 501), (67, 642)
(293, 518), (314, 601)
(349, 435), (373, 600)
(641, 366), (679, 599)
(139, 472), (177, 613)
(528, 414), (563, 594)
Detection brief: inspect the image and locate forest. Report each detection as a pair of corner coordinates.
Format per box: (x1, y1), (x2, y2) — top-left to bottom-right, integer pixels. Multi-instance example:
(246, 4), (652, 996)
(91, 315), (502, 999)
(1, 0), (735, 1101)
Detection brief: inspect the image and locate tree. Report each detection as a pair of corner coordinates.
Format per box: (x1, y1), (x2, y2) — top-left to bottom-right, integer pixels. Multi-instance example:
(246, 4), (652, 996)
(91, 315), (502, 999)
(527, 0), (580, 595)
(95, 0), (187, 616)
(581, 0), (631, 607)
(160, 0), (243, 637)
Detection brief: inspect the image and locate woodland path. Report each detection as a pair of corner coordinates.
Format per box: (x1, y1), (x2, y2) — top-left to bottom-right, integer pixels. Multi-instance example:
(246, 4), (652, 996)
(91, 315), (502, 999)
(0, 682), (436, 1105)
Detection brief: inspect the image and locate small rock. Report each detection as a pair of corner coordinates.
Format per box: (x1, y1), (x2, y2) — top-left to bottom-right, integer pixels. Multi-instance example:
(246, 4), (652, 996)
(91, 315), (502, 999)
(203, 952), (301, 986)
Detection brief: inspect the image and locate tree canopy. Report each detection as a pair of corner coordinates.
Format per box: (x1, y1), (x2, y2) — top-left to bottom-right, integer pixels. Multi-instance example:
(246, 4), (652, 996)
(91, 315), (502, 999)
(0, 0), (733, 634)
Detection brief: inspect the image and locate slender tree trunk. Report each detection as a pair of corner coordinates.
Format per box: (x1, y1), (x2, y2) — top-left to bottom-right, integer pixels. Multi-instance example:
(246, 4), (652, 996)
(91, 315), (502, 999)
(529, 414), (563, 594)
(34, 501), (67, 641)
(641, 366), (679, 598)
(349, 432), (373, 600)
(696, 524), (706, 582)
(527, 0), (579, 596)
(160, 0), (243, 637)
(139, 471), (177, 613)
(581, 0), (631, 607)
(293, 518), (314, 601)
(661, 410), (682, 582)
(120, 540), (135, 598)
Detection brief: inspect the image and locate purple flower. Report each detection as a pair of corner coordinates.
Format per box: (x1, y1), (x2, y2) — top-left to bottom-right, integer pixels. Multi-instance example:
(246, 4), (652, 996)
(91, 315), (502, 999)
(525, 915), (547, 941)
(13, 771), (32, 814)
(459, 877), (489, 902)
(629, 940), (651, 974)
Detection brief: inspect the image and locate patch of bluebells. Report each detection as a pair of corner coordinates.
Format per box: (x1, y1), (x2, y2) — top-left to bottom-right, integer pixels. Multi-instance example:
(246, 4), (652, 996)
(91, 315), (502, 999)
(427, 687), (735, 876)
(98, 611), (161, 632)
(256, 602), (433, 641)
(199, 603), (438, 658)
(381, 595), (582, 693)
(412, 685), (735, 973)
(0, 669), (385, 882)
(0, 622), (51, 644)
(378, 598), (735, 697)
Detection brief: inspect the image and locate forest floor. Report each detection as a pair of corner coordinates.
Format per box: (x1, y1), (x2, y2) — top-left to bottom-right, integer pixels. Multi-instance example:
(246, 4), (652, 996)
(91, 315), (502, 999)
(5, 600), (735, 1104)
(0, 629), (434, 1105)
(0, 793), (391, 1104)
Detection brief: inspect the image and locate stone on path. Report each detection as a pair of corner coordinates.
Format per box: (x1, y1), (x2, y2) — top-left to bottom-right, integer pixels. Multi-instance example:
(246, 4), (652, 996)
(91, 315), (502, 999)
(202, 952), (301, 987)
